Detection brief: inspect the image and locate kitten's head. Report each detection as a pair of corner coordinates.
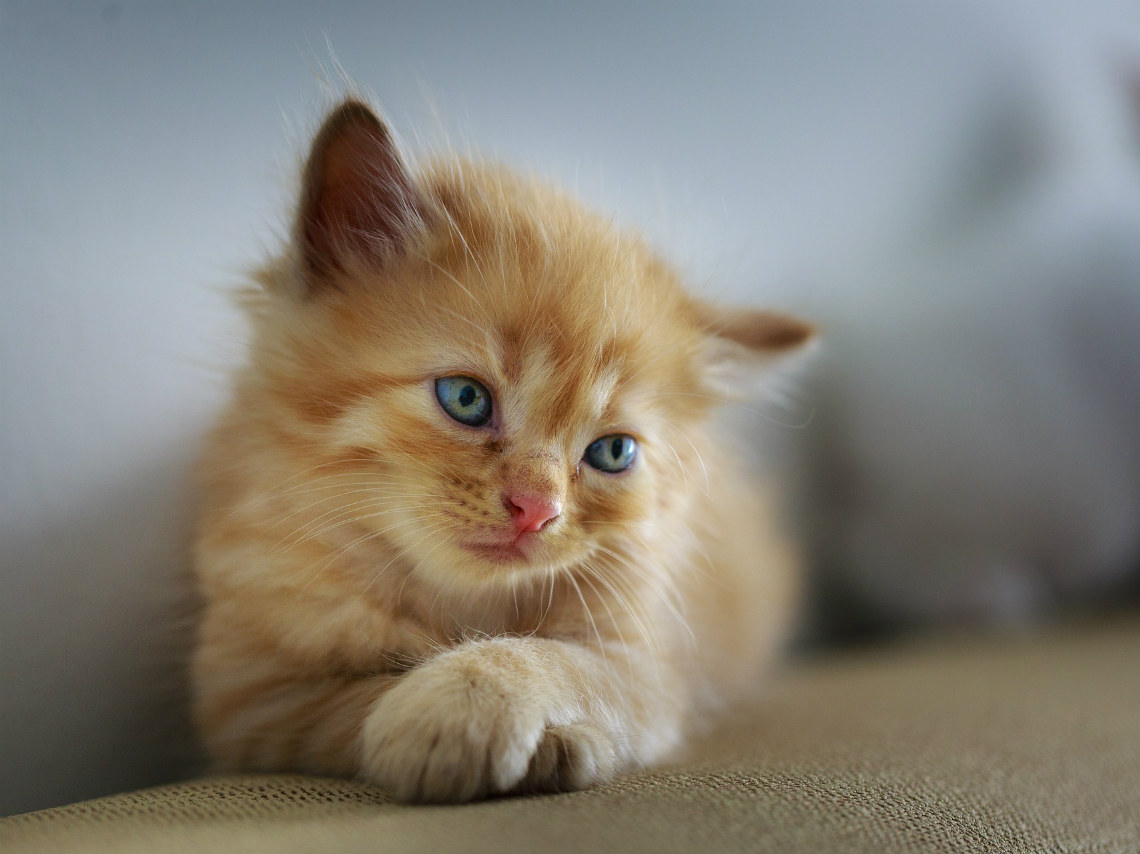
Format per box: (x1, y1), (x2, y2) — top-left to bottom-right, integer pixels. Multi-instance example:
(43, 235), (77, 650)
(248, 100), (812, 591)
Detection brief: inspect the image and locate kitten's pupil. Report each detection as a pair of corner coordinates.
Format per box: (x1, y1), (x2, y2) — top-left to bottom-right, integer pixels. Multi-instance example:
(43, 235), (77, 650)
(458, 385), (476, 407)
(611, 437), (624, 459)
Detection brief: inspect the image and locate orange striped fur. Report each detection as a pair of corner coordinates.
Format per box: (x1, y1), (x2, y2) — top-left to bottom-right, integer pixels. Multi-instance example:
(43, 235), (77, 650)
(191, 99), (812, 802)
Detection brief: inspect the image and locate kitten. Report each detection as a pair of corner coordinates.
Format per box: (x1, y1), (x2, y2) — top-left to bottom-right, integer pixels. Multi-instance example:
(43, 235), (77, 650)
(191, 99), (813, 803)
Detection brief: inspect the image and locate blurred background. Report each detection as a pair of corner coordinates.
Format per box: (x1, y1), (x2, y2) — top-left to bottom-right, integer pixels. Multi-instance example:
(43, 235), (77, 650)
(2, 0), (1137, 817)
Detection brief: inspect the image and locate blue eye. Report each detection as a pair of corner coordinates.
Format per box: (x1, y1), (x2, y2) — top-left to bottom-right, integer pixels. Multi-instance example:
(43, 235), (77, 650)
(435, 376), (492, 427)
(584, 434), (637, 473)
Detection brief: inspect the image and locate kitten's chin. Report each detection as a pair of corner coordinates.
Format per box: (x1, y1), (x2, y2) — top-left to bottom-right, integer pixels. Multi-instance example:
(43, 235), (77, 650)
(457, 540), (529, 564)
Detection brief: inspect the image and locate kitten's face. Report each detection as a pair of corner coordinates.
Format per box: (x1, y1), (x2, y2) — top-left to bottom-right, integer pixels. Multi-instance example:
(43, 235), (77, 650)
(275, 185), (707, 587)
(251, 102), (811, 591)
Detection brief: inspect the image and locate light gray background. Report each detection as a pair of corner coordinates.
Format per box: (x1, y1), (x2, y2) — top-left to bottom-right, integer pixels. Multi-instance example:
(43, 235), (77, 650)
(2, 1), (1137, 816)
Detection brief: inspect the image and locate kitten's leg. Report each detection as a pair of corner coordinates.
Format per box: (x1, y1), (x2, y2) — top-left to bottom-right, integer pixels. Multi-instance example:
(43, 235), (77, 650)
(360, 636), (683, 802)
(193, 637), (401, 777)
(196, 627), (680, 800)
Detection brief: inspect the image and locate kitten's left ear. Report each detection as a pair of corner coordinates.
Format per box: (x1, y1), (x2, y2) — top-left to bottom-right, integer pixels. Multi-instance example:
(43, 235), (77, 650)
(294, 99), (430, 289)
(692, 302), (817, 399)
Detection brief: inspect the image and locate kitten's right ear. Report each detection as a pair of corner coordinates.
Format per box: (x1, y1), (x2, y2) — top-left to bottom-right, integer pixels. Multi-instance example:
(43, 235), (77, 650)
(294, 100), (428, 289)
(691, 301), (817, 400)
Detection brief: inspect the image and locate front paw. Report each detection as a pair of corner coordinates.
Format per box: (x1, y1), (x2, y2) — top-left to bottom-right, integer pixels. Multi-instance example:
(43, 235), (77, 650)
(359, 645), (617, 802)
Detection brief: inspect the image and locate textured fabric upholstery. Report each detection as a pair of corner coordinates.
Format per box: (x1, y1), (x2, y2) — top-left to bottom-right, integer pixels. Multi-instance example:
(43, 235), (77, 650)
(3, 615), (1137, 853)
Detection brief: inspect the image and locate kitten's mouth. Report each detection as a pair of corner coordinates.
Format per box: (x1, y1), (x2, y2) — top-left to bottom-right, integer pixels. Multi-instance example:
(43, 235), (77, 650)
(457, 532), (538, 564)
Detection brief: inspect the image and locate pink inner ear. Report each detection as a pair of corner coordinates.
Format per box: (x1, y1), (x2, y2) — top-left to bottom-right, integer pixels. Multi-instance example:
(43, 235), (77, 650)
(299, 101), (425, 280)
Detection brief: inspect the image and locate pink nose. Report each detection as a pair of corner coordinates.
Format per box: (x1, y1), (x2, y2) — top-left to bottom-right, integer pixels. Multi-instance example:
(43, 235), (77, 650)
(506, 493), (562, 533)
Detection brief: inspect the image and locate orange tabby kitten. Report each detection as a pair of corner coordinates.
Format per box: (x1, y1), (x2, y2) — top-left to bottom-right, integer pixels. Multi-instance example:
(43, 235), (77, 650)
(191, 99), (812, 803)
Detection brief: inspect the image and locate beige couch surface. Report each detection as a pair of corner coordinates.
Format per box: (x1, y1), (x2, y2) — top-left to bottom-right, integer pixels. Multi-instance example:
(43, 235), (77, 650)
(3, 614), (1137, 854)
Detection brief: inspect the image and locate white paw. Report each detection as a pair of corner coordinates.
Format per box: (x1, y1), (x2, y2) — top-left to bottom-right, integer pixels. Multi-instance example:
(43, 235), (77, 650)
(359, 649), (617, 802)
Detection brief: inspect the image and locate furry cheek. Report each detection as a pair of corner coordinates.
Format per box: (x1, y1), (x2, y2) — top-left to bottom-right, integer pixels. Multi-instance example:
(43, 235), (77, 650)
(574, 460), (656, 542)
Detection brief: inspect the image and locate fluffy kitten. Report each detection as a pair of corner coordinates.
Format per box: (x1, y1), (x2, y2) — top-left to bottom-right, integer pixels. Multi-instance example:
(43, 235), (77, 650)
(191, 99), (812, 802)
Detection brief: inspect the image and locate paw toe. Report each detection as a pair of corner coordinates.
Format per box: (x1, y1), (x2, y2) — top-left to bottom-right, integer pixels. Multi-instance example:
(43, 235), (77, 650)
(517, 722), (618, 794)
